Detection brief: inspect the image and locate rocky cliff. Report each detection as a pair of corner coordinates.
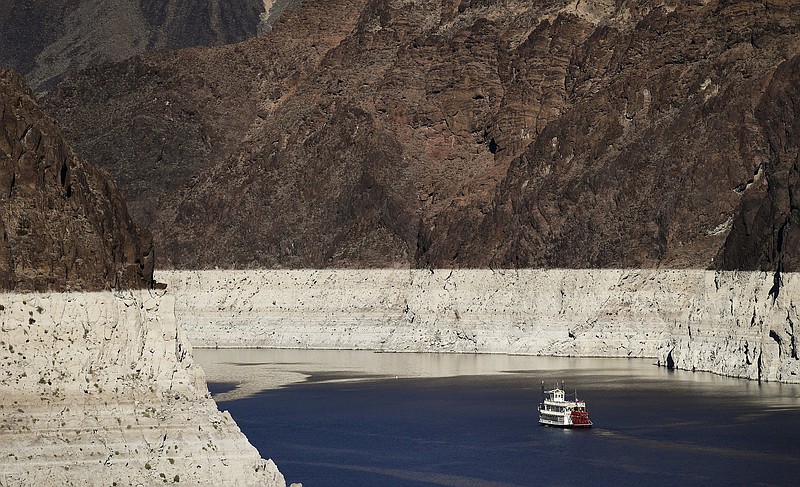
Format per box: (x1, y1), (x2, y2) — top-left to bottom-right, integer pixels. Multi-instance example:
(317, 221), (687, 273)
(0, 0), (267, 93)
(41, 0), (800, 271)
(160, 269), (800, 383)
(0, 290), (285, 486)
(0, 68), (153, 291)
(0, 71), (285, 485)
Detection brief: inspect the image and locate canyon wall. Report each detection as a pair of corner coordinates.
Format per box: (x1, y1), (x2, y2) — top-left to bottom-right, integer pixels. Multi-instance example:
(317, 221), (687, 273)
(0, 69), (284, 485)
(160, 269), (800, 383)
(0, 289), (284, 486)
(42, 0), (800, 271)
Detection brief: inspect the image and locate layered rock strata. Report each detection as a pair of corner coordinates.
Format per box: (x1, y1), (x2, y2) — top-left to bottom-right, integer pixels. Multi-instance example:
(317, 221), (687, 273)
(160, 269), (800, 383)
(0, 69), (284, 486)
(0, 290), (285, 486)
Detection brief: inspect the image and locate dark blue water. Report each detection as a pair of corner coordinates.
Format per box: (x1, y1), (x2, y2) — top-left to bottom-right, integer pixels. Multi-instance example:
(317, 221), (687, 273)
(204, 352), (800, 486)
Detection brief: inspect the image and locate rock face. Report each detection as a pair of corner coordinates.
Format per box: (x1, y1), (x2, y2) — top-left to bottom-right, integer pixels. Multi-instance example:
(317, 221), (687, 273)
(0, 69), (153, 291)
(715, 53), (800, 273)
(41, 0), (800, 271)
(0, 0), (267, 93)
(0, 70), (284, 485)
(159, 269), (800, 383)
(260, 0), (303, 32)
(658, 271), (800, 383)
(475, 4), (800, 271)
(0, 290), (285, 486)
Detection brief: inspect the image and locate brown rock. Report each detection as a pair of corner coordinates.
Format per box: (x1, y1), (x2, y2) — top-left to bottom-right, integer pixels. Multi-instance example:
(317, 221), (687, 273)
(469, 2), (800, 271)
(0, 69), (153, 291)
(41, 0), (800, 271)
(716, 53), (800, 273)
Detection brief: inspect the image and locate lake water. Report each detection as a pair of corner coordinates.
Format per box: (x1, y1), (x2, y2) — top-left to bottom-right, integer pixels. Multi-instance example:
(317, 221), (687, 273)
(195, 350), (800, 486)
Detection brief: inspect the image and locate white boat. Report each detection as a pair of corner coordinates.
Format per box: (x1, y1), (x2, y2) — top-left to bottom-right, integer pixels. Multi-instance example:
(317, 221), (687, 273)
(538, 383), (593, 428)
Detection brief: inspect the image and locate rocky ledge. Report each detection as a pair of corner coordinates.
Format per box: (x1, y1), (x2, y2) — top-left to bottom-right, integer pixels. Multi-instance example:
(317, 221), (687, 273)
(0, 289), (284, 486)
(160, 269), (799, 383)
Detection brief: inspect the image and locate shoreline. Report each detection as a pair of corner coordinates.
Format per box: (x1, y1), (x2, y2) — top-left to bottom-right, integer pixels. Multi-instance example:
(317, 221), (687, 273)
(0, 289), (284, 486)
(194, 348), (669, 402)
(159, 268), (800, 383)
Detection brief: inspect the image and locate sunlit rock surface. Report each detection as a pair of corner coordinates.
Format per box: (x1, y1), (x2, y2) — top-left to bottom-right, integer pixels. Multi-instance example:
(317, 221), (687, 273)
(0, 68), (153, 292)
(160, 269), (800, 383)
(0, 290), (285, 486)
(0, 70), (283, 486)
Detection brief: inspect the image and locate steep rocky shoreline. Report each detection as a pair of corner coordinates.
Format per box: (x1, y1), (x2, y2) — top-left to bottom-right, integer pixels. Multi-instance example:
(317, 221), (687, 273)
(0, 290), (284, 486)
(0, 70), (285, 485)
(160, 269), (800, 383)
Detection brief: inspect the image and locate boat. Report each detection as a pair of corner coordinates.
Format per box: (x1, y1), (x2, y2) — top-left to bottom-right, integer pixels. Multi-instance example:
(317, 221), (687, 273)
(538, 382), (593, 428)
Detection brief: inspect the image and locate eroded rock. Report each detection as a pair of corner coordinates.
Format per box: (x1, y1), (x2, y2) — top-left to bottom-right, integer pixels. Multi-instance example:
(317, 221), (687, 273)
(0, 0), (268, 93)
(159, 269), (800, 383)
(41, 0), (800, 271)
(0, 69), (153, 292)
(0, 290), (285, 486)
